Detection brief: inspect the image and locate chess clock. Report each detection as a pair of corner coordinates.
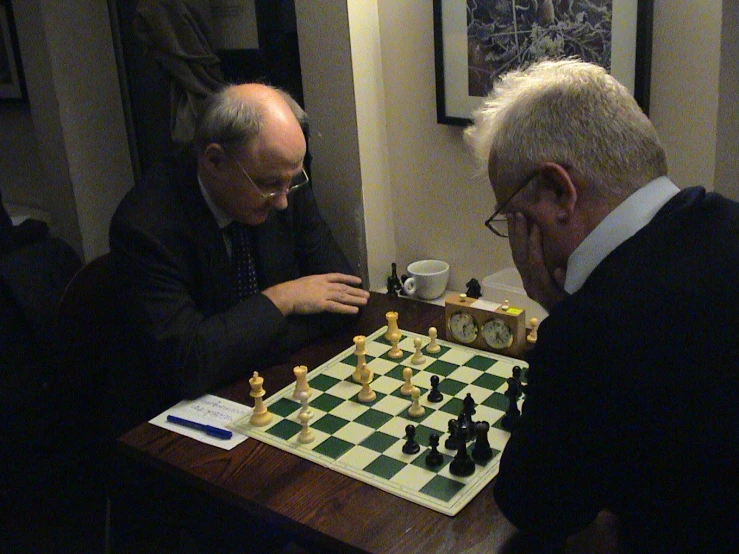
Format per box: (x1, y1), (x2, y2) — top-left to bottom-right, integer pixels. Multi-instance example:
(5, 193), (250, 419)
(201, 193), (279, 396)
(444, 293), (527, 358)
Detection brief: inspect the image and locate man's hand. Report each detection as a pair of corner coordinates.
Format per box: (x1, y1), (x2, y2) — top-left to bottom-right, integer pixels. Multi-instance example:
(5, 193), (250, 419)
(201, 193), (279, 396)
(508, 212), (567, 312)
(262, 273), (370, 316)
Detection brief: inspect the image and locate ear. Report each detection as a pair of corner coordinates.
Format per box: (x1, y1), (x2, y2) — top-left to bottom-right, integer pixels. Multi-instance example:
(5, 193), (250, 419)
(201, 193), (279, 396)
(201, 143), (228, 172)
(539, 162), (577, 222)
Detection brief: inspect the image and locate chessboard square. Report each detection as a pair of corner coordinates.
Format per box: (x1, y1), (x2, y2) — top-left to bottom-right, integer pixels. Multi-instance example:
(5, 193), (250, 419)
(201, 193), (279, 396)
(475, 405), (502, 424)
(378, 415), (419, 439)
(350, 390), (387, 406)
(269, 398), (301, 418)
(390, 463), (437, 491)
(384, 364), (412, 381)
(487, 426), (511, 450)
(313, 413), (350, 435)
(465, 355), (498, 371)
(413, 371), (434, 389)
(311, 393), (345, 413)
(365, 339), (392, 357)
(326, 380), (362, 400)
(266, 419), (302, 440)
(482, 392), (509, 411)
(366, 357), (399, 376)
(309, 374), (341, 392)
(390, 385), (427, 401)
(412, 424), (442, 446)
(330, 400), (370, 421)
(354, 409), (393, 429)
(472, 373), (507, 391)
(459, 384), (496, 405)
(473, 448), (501, 468)
(397, 336), (417, 351)
(419, 474), (466, 503)
(383, 436), (424, 462)
(438, 348), (475, 366)
(323, 362), (355, 381)
(411, 450), (453, 473)
(344, 353), (375, 368)
(337, 444), (380, 468)
(360, 431), (398, 453)
(425, 360), (460, 377)
(372, 394), (411, 416)
(438, 378), (467, 397)
(424, 344), (450, 358)
(422, 409), (456, 433)
(334, 421), (376, 444)
(440, 396), (464, 415)
(312, 436), (354, 459)
(446, 365), (486, 384)
(402, 404), (431, 423)
(373, 375), (405, 395)
(364, 454), (406, 480)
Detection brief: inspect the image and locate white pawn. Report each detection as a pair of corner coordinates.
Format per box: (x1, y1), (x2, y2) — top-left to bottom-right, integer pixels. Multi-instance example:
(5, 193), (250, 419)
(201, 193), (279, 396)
(426, 327), (440, 353)
(410, 337), (426, 365)
(527, 317), (539, 344)
(501, 298), (510, 310)
(400, 367), (414, 395)
(408, 386), (425, 418)
(358, 364), (376, 402)
(297, 390), (314, 444)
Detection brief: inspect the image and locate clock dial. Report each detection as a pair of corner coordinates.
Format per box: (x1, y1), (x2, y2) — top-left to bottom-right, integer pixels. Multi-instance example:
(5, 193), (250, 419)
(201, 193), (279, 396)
(481, 318), (513, 349)
(448, 311), (479, 344)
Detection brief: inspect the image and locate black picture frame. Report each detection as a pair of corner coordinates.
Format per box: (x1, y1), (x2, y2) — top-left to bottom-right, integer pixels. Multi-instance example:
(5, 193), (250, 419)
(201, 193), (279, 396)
(434, 0), (653, 126)
(0, 0), (27, 103)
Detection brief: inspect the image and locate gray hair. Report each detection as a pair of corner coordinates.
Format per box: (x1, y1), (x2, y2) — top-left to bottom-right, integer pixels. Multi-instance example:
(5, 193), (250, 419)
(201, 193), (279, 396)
(193, 84), (308, 155)
(464, 59), (668, 200)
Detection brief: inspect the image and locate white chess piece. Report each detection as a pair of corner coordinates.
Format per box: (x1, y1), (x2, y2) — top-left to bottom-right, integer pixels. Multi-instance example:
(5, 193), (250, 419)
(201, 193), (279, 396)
(426, 327), (440, 353)
(410, 337), (426, 365)
(293, 365), (311, 400)
(297, 390), (314, 443)
(358, 364), (376, 402)
(527, 317), (539, 344)
(352, 335), (367, 383)
(408, 387), (425, 417)
(249, 371), (272, 426)
(400, 367), (414, 395)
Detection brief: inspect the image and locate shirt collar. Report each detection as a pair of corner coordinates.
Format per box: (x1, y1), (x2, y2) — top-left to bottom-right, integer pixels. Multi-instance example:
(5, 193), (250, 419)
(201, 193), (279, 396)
(564, 176), (681, 294)
(197, 172), (233, 229)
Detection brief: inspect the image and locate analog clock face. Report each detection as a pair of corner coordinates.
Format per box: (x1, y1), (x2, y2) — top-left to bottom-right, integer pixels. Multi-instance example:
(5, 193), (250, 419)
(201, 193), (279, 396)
(482, 318), (513, 349)
(448, 311), (479, 344)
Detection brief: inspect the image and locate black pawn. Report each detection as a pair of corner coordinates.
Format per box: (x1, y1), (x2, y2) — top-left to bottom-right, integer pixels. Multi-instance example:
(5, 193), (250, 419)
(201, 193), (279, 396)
(471, 421), (493, 463)
(463, 393), (476, 440)
(501, 371), (522, 431)
(425, 433), (443, 467)
(449, 421), (475, 476)
(427, 375), (443, 402)
(444, 419), (458, 450)
(402, 424), (420, 454)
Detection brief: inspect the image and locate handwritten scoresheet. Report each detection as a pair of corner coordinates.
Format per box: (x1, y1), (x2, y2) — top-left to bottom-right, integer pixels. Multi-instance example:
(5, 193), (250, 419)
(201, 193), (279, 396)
(150, 394), (252, 450)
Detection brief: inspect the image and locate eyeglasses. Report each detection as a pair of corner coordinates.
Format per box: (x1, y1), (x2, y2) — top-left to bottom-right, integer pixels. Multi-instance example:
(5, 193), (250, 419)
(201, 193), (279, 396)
(484, 170), (540, 238)
(233, 158), (310, 200)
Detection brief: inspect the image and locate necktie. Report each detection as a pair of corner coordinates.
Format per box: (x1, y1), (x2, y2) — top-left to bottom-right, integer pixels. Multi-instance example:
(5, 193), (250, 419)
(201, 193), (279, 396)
(226, 222), (259, 301)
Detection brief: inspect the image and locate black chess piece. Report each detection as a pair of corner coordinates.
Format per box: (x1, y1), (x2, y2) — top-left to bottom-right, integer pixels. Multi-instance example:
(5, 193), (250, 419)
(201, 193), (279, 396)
(462, 394), (476, 440)
(444, 419), (458, 450)
(449, 419), (475, 476)
(501, 371), (522, 431)
(471, 421), (493, 463)
(387, 262), (402, 297)
(425, 433), (443, 467)
(427, 375), (443, 402)
(402, 424), (420, 454)
(465, 277), (482, 299)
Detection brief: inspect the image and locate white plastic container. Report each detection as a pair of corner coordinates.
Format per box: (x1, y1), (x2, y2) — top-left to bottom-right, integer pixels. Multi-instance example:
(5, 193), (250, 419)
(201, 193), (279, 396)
(481, 268), (548, 322)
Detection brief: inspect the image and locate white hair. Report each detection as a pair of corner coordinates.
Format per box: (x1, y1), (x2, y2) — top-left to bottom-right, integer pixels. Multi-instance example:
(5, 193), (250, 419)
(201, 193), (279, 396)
(464, 59), (668, 199)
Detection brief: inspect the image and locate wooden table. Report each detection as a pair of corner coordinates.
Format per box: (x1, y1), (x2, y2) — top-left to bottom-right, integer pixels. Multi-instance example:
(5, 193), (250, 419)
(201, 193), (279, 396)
(117, 293), (623, 554)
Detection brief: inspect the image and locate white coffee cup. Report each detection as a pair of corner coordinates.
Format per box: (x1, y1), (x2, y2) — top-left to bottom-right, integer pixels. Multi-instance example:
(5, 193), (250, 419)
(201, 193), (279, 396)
(402, 260), (450, 300)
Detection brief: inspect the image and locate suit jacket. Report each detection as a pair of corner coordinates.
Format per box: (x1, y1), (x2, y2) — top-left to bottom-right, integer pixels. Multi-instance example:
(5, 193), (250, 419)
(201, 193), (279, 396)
(109, 152), (357, 431)
(494, 187), (739, 553)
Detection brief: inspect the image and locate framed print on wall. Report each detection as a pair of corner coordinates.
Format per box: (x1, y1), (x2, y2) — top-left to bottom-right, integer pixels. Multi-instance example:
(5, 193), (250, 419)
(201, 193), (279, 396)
(434, 0), (654, 126)
(0, 0), (27, 103)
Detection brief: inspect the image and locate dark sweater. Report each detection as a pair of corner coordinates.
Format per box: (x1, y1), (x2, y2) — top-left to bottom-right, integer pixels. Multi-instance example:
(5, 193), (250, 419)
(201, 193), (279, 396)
(494, 187), (739, 553)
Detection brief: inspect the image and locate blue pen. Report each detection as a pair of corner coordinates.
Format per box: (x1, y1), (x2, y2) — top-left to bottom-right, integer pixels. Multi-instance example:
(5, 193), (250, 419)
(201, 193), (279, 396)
(166, 415), (233, 440)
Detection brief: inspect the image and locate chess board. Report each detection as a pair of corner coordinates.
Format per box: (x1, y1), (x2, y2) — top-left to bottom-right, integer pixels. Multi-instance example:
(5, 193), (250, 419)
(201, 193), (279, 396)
(229, 326), (527, 516)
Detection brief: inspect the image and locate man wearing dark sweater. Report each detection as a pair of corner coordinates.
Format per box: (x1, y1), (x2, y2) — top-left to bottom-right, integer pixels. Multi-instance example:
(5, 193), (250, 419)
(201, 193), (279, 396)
(465, 60), (738, 553)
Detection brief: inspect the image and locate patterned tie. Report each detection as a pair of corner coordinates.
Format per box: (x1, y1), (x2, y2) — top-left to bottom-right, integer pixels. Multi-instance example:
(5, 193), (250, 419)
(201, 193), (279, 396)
(226, 222), (259, 301)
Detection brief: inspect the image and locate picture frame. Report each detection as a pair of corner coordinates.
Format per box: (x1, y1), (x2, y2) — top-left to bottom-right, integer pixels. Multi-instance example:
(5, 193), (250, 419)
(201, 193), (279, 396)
(0, 0), (28, 103)
(434, 0), (653, 126)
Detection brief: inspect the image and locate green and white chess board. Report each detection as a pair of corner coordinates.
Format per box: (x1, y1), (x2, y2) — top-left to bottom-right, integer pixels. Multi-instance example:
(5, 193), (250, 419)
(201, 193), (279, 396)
(230, 326), (527, 516)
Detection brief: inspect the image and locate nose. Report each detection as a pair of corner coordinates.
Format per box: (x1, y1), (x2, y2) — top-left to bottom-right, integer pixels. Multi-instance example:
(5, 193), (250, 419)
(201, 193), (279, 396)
(269, 191), (290, 210)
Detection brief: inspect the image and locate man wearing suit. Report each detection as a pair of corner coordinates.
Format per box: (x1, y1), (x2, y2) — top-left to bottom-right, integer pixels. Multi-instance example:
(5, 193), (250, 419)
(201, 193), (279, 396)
(465, 60), (738, 553)
(110, 84), (368, 432)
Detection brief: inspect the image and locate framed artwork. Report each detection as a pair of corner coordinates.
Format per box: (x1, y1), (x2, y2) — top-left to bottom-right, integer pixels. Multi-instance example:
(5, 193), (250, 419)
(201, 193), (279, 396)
(0, 0), (27, 103)
(434, 0), (654, 126)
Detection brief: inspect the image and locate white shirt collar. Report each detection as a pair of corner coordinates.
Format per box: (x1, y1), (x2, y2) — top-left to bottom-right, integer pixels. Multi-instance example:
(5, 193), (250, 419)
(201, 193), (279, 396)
(197, 172), (232, 229)
(564, 176), (681, 294)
